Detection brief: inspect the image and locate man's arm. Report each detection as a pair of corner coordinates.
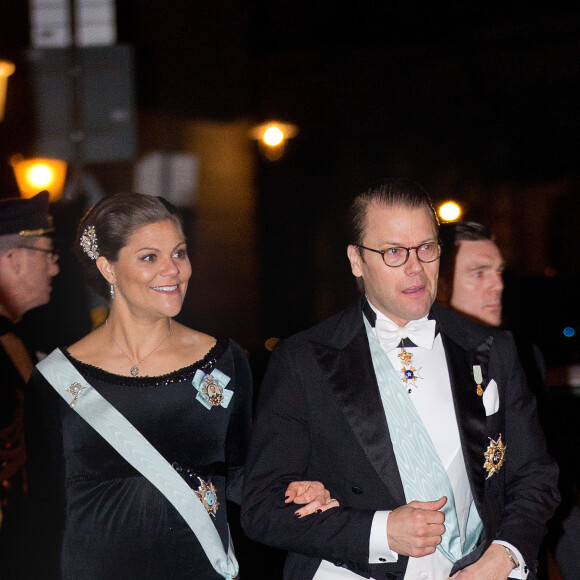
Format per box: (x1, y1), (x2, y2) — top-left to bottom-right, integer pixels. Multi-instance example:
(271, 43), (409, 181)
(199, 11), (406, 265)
(450, 543), (516, 579)
(241, 343), (377, 574)
(453, 332), (559, 579)
(241, 341), (450, 575)
(493, 332), (559, 569)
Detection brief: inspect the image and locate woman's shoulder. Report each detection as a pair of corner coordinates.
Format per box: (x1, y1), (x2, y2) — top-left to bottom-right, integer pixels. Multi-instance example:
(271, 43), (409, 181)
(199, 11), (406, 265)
(65, 325), (107, 361)
(173, 323), (216, 351)
(175, 324), (249, 369)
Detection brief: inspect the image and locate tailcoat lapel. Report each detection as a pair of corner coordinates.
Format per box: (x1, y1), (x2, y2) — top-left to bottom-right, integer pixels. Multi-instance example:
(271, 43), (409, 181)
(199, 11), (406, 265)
(311, 301), (406, 505)
(434, 304), (492, 509)
(310, 301), (495, 512)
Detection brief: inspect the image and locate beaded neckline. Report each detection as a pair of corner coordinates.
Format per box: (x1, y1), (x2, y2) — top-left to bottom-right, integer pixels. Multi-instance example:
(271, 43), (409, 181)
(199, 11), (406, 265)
(62, 337), (228, 387)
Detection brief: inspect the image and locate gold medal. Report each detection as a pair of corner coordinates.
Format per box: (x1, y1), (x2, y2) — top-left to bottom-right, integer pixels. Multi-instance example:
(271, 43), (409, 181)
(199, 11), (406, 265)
(398, 341), (422, 393)
(473, 365), (484, 397)
(201, 375), (224, 406)
(195, 477), (219, 517)
(484, 434), (506, 479)
(398, 344), (413, 367)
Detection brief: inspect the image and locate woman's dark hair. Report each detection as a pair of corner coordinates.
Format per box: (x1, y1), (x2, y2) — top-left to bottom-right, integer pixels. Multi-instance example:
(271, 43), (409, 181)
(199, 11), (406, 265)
(74, 192), (184, 301)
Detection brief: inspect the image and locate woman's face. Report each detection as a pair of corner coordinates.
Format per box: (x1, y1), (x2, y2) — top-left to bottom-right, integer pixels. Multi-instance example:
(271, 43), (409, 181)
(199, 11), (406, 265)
(109, 219), (191, 319)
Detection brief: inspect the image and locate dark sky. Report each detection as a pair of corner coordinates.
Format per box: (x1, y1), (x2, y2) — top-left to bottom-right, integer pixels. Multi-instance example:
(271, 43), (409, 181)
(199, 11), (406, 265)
(111, 1), (580, 182)
(2, 2), (580, 182)
(1, 2), (579, 358)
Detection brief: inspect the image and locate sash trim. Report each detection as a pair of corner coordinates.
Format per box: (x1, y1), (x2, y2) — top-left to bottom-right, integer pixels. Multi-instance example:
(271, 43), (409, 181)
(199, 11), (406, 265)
(37, 348), (238, 580)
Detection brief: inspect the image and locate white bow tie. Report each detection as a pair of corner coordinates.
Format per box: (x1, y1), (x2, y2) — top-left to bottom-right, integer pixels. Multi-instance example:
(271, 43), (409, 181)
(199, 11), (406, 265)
(375, 317), (436, 352)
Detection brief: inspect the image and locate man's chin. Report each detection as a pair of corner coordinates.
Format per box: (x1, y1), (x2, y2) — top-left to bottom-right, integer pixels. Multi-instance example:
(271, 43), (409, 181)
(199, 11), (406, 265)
(36, 292), (53, 309)
(481, 308), (502, 327)
(467, 310), (502, 328)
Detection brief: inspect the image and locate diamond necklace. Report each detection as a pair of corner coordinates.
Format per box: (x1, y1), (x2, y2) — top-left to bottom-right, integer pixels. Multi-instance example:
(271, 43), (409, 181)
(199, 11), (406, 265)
(105, 318), (172, 376)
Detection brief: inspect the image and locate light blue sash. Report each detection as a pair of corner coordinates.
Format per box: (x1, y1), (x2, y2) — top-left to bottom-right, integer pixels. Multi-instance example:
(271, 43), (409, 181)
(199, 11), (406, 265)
(37, 348), (239, 580)
(364, 319), (482, 562)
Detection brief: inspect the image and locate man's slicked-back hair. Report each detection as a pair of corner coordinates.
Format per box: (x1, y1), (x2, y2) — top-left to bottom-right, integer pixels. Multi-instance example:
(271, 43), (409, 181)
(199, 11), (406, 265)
(440, 220), (493, 245)
(438, 220), (494, 284)
(345, 177), (439, 247)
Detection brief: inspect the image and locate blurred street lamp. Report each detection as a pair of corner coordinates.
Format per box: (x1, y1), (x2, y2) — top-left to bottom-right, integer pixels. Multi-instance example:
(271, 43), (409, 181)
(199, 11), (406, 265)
(10, 155), (68, 202)
(438, 201), (462, 222)
(250, 121), (298, 161)
(0, 60), (15, 122)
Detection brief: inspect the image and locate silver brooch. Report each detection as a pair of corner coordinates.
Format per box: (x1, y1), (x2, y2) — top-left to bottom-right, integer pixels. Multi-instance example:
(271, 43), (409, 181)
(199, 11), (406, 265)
(67, 382), (87, 408)
(80, 225), (99, 259)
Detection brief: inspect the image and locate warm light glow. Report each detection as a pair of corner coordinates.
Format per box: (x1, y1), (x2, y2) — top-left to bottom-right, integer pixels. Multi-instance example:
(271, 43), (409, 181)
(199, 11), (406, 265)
(10, 156), (68, 202)
(438, 201), (462, 222)
(249, 121), (299, 161)
(263, 126), (284, 146)
(0, 61), (15, 77)
(28, 163), (53, 188)
(0, 59), (15, 122)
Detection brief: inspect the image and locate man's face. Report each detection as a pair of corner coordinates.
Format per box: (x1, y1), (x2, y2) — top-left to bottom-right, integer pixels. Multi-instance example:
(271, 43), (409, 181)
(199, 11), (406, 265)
(20, 236), (60, 312)
(347, 203), (439, 326)
(450, 239), (504, 327)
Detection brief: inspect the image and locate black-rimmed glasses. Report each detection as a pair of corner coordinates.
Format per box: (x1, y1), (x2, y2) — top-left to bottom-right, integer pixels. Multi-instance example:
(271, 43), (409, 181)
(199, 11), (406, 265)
(17, 246), (60, 264)
(356, 241), (441, 268)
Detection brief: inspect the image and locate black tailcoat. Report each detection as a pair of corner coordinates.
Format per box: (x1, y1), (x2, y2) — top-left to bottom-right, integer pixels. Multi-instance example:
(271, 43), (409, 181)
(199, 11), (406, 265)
(241, 300), (559, 580)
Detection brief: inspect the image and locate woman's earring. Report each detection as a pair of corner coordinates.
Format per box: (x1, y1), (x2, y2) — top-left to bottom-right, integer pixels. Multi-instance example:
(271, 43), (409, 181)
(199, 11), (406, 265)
(110, 284), (115, 300)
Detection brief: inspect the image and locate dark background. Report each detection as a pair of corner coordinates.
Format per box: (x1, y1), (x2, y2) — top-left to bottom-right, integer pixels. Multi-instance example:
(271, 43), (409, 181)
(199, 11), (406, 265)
(1, 4), (579, 576)
(1, 1), (579, 367)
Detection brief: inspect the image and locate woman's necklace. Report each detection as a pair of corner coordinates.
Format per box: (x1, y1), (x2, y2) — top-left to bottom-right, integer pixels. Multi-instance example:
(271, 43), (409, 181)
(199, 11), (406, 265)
(105, 318), (172, 376)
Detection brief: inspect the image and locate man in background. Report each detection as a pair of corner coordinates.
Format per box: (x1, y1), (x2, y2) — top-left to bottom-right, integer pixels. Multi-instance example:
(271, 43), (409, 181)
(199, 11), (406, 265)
(437, 220), (504, 328)
(436, 220), (548, 386)
(0, 191), (59, 579)
(436, 220), (579, 580)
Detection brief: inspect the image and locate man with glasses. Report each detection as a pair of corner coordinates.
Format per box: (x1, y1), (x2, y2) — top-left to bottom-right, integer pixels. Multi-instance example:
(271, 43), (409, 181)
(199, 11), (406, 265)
(0, 191), (59, 579)
(242, 178), (559, 580)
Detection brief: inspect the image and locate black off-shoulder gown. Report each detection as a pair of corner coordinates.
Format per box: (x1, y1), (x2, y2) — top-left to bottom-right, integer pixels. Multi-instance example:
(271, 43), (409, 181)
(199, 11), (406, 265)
(24, 337), (252, 580)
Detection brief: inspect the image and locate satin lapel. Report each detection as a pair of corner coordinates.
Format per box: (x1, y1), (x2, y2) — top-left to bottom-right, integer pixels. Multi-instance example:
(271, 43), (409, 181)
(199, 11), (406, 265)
(442, 332), (489, 507)
(313, 326), (405, 504)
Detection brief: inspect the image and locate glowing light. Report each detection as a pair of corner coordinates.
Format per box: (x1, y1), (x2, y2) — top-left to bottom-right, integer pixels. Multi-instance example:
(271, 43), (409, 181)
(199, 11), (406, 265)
(438, 201), (462, 222)
(0, 61), (15, 77)
(249, 121), (299, 161)
(263, 126), (284, 146)
(10, 156), (68, 201)
(563, 327), (575, 338)
(28, 163), (53, 188)
(0, 59), (15, 122)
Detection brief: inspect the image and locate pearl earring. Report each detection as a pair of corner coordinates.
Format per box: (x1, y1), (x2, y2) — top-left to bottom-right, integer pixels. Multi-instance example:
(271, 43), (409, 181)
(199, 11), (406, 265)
(110, 284), (115, 300)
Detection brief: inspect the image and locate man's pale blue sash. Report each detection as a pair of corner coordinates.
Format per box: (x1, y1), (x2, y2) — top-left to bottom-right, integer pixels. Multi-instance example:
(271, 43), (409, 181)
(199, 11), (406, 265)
(364, 319), (482, 562)
(37, 348), (239, 580)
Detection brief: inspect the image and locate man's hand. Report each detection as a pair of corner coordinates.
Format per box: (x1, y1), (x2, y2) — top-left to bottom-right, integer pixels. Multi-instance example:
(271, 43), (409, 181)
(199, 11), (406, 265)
(285, 481), (340, 518)
(449, 543), (516, 579)
(387, 496), (447, 557)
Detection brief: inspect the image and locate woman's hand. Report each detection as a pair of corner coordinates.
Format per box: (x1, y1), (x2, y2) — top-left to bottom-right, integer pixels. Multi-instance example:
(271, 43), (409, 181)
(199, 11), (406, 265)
(285, 481), (340, 518)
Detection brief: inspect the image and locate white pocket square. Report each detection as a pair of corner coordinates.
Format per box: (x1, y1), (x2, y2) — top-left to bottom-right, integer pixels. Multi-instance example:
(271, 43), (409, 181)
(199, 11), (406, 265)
(482, 379), (499, 416)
